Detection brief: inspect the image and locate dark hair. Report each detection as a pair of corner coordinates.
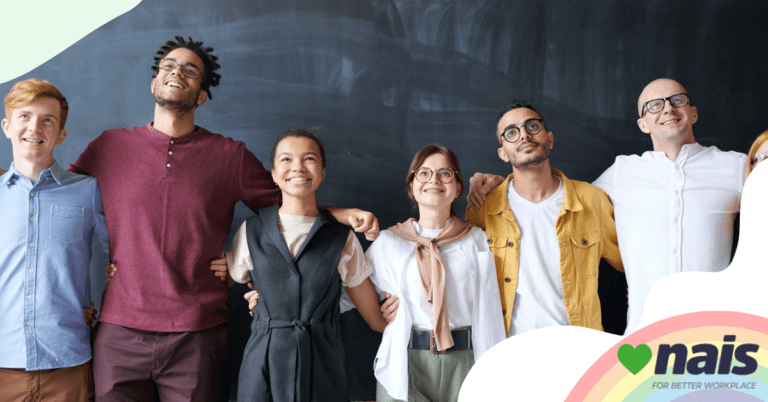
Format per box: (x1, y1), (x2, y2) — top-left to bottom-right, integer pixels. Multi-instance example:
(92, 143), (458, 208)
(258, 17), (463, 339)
(270, 128), (327, 168)
(405, 144), (464, 216)
(497, 100), (542, 125)
(151, 36), (221, 100)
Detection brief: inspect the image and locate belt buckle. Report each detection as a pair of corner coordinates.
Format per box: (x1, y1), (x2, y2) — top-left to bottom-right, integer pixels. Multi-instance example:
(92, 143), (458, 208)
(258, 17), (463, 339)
(429, 330), (446, 354)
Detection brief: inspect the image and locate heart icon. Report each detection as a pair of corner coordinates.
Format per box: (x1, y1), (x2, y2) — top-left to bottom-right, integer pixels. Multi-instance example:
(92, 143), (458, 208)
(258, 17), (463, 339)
(617, 344), (652, 375)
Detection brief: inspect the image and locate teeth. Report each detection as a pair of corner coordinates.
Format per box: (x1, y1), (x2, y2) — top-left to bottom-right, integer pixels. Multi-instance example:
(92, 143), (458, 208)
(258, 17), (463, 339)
(663, 120), (677, 125)
(288, 178), (309, 182)
(23, 139), (43, 144)
(168, 82), (181, 88)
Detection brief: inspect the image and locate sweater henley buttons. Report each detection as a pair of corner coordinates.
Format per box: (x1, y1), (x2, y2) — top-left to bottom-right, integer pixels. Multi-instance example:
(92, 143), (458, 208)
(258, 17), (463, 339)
(504, 277), (511, 283)
(507, 241), (514, 247)
(170, 140), (174, 144)
(168, 151), (172, 155)
(166, 163), (171, 168)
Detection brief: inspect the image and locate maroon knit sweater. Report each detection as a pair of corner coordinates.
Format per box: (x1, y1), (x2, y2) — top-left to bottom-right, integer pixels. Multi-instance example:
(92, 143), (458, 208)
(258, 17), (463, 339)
(70, 124), (280, 331)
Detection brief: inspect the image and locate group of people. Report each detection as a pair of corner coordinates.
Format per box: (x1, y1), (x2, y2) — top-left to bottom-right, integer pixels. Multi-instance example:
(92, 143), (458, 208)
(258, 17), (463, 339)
(1, 34), (765, 402)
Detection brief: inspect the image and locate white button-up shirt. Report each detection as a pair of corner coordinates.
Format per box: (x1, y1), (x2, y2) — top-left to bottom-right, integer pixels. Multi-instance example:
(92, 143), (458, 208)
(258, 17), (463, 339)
(593, 143), (746, 334)
(366, 223), (505, 401)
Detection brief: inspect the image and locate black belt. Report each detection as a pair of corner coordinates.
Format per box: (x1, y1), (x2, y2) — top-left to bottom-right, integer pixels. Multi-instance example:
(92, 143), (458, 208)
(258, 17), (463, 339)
(408, 327), (472, 353)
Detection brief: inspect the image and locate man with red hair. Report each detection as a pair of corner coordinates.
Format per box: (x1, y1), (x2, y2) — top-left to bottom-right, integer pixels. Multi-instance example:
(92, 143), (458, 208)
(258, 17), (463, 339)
(0, 78), (109, 401)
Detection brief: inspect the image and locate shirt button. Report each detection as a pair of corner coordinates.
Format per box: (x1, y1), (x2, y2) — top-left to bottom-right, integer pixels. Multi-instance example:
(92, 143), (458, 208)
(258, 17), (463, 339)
(29, 242), (34, 248)
(28, 269), (33, 273)
(166, 163), (171, 168)
(29, 192), (34, 197)
(502, 309), (506, 315)
(582, 239), (588, 245)
(27, 295), (32, 300)
(487, 238), (492, 244)
(675, 190), (679, 195)
(168, 151), (173, 155)
(504, 277), (511, 283)
(507, 242), (514, 247)
(26, 321), (31, 326)
(30, 216), (35, 222)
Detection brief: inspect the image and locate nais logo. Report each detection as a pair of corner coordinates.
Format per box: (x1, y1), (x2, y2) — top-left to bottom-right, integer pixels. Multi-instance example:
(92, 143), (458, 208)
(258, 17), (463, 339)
(618, 335), (758, 376)
(565, 312), (768, 401)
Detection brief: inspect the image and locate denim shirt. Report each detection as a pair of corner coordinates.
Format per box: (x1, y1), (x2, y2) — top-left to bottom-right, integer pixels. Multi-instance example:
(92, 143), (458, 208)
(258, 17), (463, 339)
(0, 160), (109, 370)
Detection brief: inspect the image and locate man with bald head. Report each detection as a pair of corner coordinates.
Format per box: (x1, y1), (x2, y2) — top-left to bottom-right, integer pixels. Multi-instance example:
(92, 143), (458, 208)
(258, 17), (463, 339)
(592, 78), (746, 334)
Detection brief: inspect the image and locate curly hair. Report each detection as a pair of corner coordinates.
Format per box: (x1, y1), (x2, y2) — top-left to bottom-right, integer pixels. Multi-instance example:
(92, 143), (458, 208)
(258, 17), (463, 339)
(151, 36), (221, 100)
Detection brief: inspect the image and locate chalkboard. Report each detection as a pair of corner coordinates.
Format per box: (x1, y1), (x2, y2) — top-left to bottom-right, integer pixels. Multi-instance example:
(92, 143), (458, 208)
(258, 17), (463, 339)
(2, 0), (767, 400)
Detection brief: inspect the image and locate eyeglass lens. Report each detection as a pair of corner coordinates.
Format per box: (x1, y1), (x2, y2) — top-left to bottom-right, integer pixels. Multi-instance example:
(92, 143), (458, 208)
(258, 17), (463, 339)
(415, 168), (455, 183)
(645, 94), (689, 114)
(159, 59), (201, 79)
(502, 119), (542, 143)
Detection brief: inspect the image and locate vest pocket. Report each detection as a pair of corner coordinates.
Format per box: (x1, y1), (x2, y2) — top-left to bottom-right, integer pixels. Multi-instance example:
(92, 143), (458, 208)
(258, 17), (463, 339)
(50, 205), (84, 245)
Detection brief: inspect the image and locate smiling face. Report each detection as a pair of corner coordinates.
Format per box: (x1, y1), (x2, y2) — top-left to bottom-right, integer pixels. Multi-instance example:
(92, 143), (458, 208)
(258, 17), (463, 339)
(2, 96), (67, 169)
(151, 48), (208, 112)
(496, 106), (554, 169)
(637, 79), (697, 146)
(271, 136), (326, 200)
(409, 153), (460, 212)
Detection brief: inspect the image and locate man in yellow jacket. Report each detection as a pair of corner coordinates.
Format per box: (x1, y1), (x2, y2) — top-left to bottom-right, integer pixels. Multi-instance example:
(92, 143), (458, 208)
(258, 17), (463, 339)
(464, 100), (623, 336)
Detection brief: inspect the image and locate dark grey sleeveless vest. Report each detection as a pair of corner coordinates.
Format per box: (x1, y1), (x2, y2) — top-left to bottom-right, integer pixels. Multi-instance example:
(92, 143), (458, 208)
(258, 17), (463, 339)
(237, 205), (350, 402)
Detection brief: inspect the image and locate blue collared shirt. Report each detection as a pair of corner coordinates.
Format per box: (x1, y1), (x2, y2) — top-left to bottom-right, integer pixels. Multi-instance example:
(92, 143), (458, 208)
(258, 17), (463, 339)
(0, 159), (109, 370)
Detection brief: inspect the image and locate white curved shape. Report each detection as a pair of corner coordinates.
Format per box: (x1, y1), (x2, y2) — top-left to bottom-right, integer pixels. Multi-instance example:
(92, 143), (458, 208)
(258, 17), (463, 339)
(0, 0), (141, 84)
(459, 326), (620, 401)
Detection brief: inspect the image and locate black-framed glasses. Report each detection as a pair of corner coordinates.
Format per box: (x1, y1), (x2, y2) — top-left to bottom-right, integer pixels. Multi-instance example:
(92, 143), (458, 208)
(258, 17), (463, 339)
(158, 59), (203, 79)
(412, 168), (456, 183)
(752, 152), (768, 167)
(500, 118), (543, 143)
(640, 93), (691, 117)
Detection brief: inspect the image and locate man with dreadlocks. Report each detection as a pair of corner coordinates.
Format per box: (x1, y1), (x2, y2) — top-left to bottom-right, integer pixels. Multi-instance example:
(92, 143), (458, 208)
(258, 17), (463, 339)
(69, 36), (379, 401)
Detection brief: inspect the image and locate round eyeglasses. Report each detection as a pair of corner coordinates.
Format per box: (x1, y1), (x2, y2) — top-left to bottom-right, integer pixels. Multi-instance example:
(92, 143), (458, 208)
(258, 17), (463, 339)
(158, 59), (203, 79)
(641, 93), (691, 116)
(500, 118), (543, 144)
(412, 168), (456, 183)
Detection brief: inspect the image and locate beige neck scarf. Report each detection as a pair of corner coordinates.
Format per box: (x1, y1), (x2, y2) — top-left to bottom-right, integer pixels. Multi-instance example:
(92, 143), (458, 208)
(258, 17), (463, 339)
(388, 216), (473, 352)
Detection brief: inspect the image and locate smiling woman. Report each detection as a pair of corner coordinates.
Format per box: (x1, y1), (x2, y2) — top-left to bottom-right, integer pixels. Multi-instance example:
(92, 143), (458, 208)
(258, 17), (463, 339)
(225, 128), (388, 402)
(367, 144), (506, 402)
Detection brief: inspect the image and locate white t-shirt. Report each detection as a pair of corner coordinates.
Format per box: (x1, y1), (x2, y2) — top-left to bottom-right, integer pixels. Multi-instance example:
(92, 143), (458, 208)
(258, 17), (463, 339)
(507, 177), (568, 336)
(593, 143), (746, 334)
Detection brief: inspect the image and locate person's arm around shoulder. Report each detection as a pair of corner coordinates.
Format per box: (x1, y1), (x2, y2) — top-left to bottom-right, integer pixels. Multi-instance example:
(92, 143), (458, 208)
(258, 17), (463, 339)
(211, 221), (251, 288)
(466, 172), (505, 209)
(326, 207), (380, 241)
(340, 230), (389, 333)
(464, 192), (489, 231)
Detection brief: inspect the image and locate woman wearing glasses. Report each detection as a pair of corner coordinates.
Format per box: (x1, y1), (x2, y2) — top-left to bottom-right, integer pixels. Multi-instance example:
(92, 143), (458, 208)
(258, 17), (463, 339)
(367, 144), (505, 402)
(746, 130), (768, 180)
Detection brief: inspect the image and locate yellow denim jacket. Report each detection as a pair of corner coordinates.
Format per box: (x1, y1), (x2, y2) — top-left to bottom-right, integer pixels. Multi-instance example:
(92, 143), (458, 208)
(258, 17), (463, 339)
(464, 169), (623, 334)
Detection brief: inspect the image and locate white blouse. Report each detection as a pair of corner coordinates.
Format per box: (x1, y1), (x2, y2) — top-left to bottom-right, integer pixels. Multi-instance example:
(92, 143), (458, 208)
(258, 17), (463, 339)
(366, 221), (505, 401)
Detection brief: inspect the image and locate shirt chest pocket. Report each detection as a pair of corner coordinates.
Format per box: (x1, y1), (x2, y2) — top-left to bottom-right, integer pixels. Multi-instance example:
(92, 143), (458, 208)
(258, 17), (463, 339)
(49, 205), (85, 245)
(486, 235), (514, 275)
(569, 230), (600, 278)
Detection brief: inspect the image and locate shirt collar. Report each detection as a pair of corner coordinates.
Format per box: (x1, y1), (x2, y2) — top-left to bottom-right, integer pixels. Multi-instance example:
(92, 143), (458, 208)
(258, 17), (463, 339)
(487, 168), (581, 215)
(648, 142), (705, 165)
(0, 159), (66, 187)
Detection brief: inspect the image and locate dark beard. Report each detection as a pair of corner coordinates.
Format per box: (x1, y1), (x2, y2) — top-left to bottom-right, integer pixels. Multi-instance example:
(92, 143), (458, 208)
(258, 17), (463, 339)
(154, 93), (198, 112)
(512, 145), (551, 168)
